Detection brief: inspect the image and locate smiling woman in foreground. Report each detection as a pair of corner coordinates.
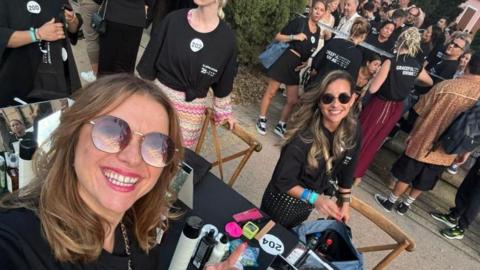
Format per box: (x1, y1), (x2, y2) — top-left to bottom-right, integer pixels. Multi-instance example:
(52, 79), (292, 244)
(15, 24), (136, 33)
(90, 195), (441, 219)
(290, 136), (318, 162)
(0, 74), (245, 269)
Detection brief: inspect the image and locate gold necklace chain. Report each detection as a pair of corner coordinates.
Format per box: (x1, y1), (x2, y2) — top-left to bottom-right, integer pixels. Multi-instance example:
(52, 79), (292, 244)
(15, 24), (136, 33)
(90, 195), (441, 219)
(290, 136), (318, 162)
(120, 222), (132, 270)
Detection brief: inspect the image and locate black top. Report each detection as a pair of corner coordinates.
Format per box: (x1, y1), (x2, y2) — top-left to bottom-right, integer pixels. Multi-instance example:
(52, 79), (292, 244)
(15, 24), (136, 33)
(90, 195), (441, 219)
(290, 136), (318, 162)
(105, 0), (155, 28)
(377, 55), (421, 101)
(269, 128), (361, 194)
(311, 38), (363, 82)
(428, 59), (459, 81)
(362, 32), (393, 60)
(280, 17), (321, 61)
(0, 0), (82, 107)
(369, 20), (381, 36)
(0, 208), (159, 269)
(389, 24), (408, 46)
(137, 9), (237, 102)
(425, 46), (445, 71)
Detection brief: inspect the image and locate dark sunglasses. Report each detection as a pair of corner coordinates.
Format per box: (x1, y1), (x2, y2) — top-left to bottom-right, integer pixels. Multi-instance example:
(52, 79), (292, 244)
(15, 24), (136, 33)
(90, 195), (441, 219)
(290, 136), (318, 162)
(320, 93), (352, 105)
(449, 41), (464, 50)
(89, 115), (176, 168)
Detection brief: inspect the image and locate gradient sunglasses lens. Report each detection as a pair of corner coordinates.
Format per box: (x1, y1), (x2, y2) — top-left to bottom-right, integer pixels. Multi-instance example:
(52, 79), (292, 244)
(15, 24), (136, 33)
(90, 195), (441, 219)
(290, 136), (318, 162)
(141, 133), (176, 168)
(90, 116), (175, 167)
(91, 115), (131, 153)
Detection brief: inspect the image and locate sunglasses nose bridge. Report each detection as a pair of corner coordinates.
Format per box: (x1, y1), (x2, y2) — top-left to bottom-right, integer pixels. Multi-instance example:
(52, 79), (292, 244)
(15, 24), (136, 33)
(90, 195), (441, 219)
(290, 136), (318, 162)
(116, 134), (144, 166)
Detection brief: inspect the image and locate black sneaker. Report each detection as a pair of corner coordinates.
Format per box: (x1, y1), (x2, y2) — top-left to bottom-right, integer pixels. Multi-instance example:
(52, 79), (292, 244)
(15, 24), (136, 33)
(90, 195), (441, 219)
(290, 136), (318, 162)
(440, 225), (464, 240)
(374, 194), (394, 212)
(274, 123), (286, 138)
(430, 212), (458, 228)
(395, 201), (410, 216)
(256, 118), (267, 135)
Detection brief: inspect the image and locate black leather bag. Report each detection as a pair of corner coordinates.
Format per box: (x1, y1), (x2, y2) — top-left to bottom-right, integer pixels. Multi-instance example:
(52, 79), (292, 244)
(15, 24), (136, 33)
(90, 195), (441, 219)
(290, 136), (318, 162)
(91, 0), (108, 35)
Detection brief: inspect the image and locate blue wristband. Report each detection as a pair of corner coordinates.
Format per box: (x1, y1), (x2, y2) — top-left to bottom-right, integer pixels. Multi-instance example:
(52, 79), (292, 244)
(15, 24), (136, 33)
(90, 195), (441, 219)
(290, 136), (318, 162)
(300, 189), (310, 202)
(309, 192), (319, 205)
(29, 27), (37, 43)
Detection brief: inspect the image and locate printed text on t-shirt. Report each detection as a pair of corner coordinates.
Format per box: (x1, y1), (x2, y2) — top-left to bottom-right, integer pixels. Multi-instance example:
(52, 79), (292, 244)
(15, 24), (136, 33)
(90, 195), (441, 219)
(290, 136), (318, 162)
(396, 65), (419, 76)
(201, 64), (218, 77)
(326, 50), (351, 68)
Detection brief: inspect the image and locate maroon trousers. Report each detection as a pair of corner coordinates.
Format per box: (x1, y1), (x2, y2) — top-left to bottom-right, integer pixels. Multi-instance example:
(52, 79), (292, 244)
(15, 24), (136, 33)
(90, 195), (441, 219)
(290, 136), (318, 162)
(354, 96), (404, 178)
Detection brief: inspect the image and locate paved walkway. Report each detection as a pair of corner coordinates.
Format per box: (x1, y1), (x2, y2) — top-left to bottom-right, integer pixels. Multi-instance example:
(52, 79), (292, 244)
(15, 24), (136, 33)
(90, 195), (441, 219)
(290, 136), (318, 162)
(72, 33), (480, 269)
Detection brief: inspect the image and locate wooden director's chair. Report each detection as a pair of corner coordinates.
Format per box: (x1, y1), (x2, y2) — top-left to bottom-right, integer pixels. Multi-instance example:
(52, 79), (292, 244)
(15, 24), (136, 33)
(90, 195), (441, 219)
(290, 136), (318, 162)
(351, 196), (416, 270)
(195, 108), (262, 187)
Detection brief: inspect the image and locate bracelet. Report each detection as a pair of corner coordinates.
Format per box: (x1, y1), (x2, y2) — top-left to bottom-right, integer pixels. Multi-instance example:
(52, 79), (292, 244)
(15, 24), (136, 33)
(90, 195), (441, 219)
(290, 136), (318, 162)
(289, 34), (294, 41)
(34, 28), (42, 42)
(338, 191), (352, 195)
(338, 195), (352, 204)
(29, 27), (37, 43)
(300, 189), (311, 202)
(308, 192), (319, 205)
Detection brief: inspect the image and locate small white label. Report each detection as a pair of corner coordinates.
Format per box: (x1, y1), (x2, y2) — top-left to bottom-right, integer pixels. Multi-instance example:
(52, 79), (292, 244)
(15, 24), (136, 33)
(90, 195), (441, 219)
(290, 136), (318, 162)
(311, 36), (316, 44)
(190, 38), (204, 52)
(26, 1), (41, 14)
(259, 234), (284, 255)
(61, 47), (68, 62)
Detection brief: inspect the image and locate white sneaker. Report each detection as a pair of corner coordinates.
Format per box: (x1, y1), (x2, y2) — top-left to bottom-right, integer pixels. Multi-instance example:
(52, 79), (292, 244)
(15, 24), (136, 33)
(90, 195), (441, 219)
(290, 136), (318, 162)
(80, 71), (97, 82)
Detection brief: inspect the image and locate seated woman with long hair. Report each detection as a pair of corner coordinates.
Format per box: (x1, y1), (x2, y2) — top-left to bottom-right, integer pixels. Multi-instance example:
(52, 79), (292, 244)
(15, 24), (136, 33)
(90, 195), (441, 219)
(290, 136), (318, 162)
(260, 70), (361, 228)
(0, 74), (244, 269)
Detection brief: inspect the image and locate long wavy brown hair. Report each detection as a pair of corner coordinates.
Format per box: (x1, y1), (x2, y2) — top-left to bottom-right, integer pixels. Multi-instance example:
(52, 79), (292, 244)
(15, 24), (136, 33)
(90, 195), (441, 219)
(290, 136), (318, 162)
(284, 70), (358, 171)
(0, 74), (183, 262)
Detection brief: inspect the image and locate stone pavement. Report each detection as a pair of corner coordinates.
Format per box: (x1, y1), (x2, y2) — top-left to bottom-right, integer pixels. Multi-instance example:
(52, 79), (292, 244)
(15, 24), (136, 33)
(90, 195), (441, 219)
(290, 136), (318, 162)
(72, 32), (480, 269)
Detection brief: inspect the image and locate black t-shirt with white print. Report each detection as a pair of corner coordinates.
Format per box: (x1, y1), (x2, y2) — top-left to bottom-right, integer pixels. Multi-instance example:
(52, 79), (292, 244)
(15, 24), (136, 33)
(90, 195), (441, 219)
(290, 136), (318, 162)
(137, 9), (237, 102)
(377, 54), (421, 101)
(311, 38), (363, 82)
(280, 17), (321, 61)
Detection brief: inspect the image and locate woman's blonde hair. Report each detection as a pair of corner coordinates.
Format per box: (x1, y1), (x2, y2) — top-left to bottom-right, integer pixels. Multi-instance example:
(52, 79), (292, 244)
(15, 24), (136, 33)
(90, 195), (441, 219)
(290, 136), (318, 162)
(285, 70), (358, 171)
(395, 27), (421, 58)
(0, 74), (183, 262)
(218, 0), (228, 19)
(350, 17), (370, 41)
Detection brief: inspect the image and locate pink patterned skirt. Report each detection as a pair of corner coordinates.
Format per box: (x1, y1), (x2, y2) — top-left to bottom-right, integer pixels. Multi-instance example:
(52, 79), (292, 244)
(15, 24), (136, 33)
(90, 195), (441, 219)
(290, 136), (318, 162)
(154, 80), (232, 148)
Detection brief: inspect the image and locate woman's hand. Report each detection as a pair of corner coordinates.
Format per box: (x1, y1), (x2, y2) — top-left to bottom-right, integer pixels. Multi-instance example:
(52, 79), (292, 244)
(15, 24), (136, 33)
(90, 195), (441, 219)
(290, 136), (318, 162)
(216, 116), (236, 130)
(64, 9), (80, 33)
(37, 18), (65, 41)
(294, 33), (307, 42)
(313, 196), (342, 221)
(339, 203), (350, 223)
(204, 242), (247, 270)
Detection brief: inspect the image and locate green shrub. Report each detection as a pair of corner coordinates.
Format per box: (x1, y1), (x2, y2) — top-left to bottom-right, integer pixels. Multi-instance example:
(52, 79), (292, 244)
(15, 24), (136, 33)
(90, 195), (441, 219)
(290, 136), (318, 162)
(225, 0), (307, 66)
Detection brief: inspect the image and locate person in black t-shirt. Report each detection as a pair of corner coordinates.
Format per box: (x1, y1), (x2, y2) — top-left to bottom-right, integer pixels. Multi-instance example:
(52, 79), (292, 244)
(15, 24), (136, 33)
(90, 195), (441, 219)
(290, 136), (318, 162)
(308, 17), (370, 90)
(256, 0), (326, 138)
(353, 28), (433, 186)
(0, 75), (245, 270)
(260, 71), (360, 228)
(362, 20), (395, 60)
(0, 0), (82, 107)
(137, 0), (237, 148)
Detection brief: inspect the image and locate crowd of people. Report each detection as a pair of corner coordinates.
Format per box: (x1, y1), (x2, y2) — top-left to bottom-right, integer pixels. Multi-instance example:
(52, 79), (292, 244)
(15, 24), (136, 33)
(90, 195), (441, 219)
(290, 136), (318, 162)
(256, 0), (480, 241)
(0, 0), (479, 268)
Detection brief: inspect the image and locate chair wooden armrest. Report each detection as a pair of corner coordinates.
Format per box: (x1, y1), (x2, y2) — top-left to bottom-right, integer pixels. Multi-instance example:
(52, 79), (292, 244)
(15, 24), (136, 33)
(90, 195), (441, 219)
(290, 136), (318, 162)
(351, 196), (416, 269)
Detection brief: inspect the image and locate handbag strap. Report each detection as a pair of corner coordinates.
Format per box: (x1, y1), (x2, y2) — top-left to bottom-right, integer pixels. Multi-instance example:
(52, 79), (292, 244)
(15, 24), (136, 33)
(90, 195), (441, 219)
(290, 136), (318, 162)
(99, 0), (108, 19)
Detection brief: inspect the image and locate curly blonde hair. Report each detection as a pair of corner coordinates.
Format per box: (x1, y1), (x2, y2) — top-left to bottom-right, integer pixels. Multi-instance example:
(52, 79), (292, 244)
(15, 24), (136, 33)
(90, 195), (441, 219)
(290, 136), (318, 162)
(395, 27), (422, 58)
(218, 0), (228, 19)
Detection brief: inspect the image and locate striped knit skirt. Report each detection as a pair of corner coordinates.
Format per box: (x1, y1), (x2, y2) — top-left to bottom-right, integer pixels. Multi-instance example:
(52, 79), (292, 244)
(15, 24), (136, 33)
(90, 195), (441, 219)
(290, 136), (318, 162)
(154, 80), (232, 148)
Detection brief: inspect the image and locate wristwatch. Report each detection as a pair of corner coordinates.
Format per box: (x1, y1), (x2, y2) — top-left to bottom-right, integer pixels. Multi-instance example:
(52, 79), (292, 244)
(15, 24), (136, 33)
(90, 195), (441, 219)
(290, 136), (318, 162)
(338, 195), (352, 204)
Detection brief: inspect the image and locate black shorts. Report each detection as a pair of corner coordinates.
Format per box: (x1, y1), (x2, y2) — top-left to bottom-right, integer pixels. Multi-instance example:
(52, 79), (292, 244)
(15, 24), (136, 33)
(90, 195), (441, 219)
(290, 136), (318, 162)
(391, 154), (446, 191)
(266, 49), (302, 86)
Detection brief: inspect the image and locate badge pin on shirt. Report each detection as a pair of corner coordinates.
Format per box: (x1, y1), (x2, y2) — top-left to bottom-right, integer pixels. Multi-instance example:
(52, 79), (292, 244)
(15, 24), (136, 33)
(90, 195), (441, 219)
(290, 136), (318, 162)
(26, 1), (41, 14)
(190, 38), (204, 52)
(311, 36), (316, 44)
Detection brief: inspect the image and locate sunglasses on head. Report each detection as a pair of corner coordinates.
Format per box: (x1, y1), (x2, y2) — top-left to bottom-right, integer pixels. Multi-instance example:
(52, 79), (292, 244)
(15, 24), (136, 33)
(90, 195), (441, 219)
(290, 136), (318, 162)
(89, 115), (176, 168)
(320, 93), (352, 105)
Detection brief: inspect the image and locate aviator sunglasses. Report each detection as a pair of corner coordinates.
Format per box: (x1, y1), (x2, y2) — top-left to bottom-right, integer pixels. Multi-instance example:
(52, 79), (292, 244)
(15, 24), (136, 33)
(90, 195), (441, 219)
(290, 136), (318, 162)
(89, 115), (176, 168)
(320, 93), (352, 105)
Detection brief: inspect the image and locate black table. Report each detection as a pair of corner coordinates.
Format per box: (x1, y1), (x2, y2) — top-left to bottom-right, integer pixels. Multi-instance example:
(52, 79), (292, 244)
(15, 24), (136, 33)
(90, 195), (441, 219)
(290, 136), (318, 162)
(154, 172), (300, 269)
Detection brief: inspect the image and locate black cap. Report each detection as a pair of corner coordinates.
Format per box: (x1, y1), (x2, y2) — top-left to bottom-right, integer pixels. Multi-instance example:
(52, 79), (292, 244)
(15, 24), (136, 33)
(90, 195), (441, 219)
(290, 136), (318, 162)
(183, 216), (203, 239)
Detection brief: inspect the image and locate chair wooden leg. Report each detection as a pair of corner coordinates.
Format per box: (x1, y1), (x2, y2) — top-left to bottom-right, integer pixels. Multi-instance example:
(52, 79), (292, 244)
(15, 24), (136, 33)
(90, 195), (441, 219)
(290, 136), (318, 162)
(372, 240), (410, 270)
(227, 146), (256, 187)
(195, 112), (211, 154)
(210, 118), (224, 180)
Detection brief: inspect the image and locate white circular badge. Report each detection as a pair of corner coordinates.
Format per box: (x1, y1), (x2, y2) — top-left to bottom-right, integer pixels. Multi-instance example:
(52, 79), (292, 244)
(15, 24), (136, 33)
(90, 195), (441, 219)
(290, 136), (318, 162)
(311, 36), (316, 44)
(61, 47), (68, 62)
(26, 1), (41, 14)
(259, 234), (284, 255)
(190, 38), (204, 52)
